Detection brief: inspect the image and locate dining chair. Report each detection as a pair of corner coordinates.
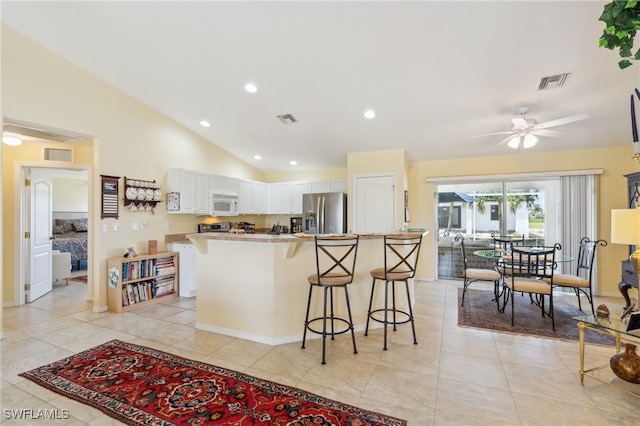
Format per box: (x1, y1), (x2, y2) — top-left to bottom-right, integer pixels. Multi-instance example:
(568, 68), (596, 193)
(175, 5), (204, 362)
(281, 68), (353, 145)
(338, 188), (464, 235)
(454, 234), (502, 308)
(301, 235), (359, 364)
(492, 233), (525, 277)
(500, 244), (561, 331)
(546, 237), (607, 315)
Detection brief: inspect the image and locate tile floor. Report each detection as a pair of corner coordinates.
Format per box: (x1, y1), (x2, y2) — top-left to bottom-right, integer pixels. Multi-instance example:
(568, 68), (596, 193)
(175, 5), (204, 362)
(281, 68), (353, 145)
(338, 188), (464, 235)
(1, 279), (639, 425)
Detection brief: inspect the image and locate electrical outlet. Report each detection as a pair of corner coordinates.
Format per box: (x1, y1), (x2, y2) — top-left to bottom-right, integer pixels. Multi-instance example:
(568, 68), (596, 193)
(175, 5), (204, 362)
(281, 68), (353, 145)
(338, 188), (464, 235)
(142, 220), (148, 230)
(133, 222), (139, 231)
(167, 221), (173, 230)
(114, 222), (120, 232)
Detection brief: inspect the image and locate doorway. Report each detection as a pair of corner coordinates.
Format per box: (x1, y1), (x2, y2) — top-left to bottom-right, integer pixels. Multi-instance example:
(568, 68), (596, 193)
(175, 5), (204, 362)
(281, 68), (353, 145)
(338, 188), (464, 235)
(22, 166), (90, 302)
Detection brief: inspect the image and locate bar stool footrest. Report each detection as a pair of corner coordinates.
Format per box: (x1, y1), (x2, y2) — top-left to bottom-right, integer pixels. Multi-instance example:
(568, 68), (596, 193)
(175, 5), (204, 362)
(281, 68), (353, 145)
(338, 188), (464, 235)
(368, 308), (412, 326)
(306, 316), (353, 337)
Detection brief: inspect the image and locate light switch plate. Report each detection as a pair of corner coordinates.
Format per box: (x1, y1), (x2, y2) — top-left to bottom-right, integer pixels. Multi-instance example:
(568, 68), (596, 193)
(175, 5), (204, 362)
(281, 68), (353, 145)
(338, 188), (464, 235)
(133, 222), (139, 231)
(102, 223), (109, 233)
(114, 223), (120, 232)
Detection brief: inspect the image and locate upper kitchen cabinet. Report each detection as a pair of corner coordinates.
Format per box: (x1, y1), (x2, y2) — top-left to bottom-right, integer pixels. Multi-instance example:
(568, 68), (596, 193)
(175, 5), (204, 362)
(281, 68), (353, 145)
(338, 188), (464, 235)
(209, 174), (238, 194)
(237, 179), (269, 214)
(291, 182), (311, 214)
(166, 168), (209, 215)
(311, 180), (331, 193)
(270, 183), (292, 214)
(310, 179), (348, 194)
(330, 179), (348, 193)
(270, 182), (310, 214)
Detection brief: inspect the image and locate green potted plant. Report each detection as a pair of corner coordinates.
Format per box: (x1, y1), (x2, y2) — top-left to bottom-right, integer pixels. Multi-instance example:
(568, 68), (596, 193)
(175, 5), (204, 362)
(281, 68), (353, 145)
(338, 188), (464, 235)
(599, 0), (640, 69)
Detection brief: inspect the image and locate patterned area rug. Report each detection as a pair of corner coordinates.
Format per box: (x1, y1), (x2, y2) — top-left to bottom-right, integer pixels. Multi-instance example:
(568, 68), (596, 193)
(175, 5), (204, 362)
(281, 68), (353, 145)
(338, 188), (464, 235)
(458, 288), (616, 346)
(68, 275), (87, 284)
(19, 339), (406, 426)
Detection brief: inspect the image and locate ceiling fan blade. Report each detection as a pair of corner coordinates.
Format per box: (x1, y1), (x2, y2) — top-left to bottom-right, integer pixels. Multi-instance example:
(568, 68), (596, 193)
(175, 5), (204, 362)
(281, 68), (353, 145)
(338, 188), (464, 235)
(536, 113), (589, 129)
(531, 129), (561, 138)
(471, 131), (515, 138)
(511, 117), (528, 128)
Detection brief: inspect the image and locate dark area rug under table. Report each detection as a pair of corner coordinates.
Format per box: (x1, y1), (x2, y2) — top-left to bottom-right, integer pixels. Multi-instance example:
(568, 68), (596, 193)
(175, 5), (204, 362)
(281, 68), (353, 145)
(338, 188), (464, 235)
(19, 339), (406, 426)
(457, 288), (616, 346)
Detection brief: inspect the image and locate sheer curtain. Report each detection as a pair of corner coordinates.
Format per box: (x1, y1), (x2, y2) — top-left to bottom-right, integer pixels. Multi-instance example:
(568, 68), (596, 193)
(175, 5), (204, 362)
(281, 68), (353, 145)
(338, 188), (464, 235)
(558, 174), (598, 289)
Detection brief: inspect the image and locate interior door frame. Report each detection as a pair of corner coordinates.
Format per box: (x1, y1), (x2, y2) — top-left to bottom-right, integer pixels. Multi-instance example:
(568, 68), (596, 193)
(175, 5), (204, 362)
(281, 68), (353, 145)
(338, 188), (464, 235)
(14, 161), (93, 306)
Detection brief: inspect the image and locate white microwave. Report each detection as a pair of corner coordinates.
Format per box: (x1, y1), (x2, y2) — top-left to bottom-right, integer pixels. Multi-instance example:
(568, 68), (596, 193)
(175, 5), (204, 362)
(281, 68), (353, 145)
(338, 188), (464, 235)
(210, 191), (238, 216)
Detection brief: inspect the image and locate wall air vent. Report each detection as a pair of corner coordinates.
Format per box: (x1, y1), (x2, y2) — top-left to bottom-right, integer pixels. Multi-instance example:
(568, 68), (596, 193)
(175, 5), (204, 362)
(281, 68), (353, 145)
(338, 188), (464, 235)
(276, 113), (298, 124)
(537, 73), (571, 90)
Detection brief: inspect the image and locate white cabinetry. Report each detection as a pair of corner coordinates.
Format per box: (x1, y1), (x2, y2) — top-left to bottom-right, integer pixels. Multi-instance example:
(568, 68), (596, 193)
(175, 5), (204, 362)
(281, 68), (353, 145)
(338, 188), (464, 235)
(167, 242), (196, 298)
(311, 179), (347, 194)
(253, 182), (269, 214)
(238, 180), (270, 214)
(311, 180), (331, 193)
(209, 175), (238, 194)
(194, 172), (209, 215)
(291, 182), (310, 214)
(270, 182), (310, 214)
(330, 179), (348, 193)
(167, 168), (207, 214)
(270, 183), (292, 214)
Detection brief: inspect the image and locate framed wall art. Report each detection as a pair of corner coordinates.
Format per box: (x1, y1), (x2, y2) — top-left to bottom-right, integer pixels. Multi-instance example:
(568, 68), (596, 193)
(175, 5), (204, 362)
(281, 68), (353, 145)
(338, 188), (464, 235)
(101, 175), (120, 219)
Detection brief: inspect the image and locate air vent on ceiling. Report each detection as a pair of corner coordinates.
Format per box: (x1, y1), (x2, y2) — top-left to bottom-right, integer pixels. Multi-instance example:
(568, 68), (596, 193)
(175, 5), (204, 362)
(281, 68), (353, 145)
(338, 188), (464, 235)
(537, 73), (571, 90)
(276, 113), (298, 124)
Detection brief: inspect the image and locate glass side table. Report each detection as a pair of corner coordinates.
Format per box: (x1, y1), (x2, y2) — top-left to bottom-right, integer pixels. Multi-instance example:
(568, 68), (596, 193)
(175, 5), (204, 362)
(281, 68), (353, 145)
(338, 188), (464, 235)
(573, 314), (640, 399)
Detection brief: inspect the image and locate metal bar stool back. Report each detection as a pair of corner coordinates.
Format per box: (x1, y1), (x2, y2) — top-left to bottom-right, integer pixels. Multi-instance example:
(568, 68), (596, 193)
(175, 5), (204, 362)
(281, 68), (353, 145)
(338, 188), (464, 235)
(301, 235), (359, 364)
(365, 233), (423, 350)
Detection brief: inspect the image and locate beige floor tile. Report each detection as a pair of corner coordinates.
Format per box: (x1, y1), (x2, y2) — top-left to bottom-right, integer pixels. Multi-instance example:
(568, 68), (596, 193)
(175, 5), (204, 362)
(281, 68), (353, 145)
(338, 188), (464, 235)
(435, 376), (521, 425)
(1, 279), (636, 426)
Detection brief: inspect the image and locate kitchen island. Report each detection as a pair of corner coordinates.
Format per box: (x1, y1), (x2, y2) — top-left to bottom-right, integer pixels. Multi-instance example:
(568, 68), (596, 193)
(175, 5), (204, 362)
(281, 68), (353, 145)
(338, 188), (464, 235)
(186, 232), (423, 345)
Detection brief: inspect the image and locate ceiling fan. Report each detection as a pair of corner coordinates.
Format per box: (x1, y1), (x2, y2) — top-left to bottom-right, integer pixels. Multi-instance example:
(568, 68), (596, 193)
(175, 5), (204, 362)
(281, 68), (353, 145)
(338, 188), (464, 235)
(474, 106), (589, 150)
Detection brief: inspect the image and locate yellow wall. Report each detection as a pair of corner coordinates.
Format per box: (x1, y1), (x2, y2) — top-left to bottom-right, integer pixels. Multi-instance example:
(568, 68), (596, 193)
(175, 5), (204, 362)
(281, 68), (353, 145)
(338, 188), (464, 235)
(53, 177), (89, 212)
(2, 22), (635, 314)
(2, 25), (265, 308)
(408, 146), (636, 297)
(347, 149), (408, 231)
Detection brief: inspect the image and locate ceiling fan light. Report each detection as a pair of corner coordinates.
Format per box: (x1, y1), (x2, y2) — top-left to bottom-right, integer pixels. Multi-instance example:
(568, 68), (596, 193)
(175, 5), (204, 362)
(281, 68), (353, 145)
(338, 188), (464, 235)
(507, 136), (520, 149)
(523, 134), (538, 148)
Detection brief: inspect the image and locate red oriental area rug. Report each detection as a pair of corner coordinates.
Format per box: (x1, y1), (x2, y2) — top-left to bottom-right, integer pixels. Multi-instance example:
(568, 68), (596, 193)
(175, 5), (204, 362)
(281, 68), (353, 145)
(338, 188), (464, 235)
(19, 339), (406, 426)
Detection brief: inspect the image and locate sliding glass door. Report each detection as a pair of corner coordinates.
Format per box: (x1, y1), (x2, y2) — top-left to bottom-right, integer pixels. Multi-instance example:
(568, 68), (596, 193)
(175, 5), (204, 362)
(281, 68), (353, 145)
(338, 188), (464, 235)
(437, 178), (561, 278)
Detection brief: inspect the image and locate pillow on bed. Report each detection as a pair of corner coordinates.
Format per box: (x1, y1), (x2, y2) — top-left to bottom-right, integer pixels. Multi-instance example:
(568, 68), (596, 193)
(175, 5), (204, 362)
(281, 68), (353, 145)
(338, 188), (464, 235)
(54, 219), (75, 233)
(73, 220), (88, 232)
(53, 225), (66, 234)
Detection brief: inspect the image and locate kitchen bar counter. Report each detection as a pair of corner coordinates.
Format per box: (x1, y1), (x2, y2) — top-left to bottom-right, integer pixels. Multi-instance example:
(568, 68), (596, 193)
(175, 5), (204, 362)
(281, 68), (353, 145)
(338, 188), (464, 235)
(187, 232), (424, 345)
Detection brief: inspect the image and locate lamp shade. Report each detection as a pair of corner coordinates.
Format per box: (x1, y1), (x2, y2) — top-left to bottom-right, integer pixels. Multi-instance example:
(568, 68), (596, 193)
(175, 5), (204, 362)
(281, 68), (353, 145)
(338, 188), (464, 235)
(611, 208), (640, 245)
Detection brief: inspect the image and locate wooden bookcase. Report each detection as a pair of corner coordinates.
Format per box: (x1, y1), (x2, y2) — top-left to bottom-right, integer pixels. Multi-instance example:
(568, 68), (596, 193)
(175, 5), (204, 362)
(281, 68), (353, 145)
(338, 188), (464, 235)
(107, 251), (179, 313)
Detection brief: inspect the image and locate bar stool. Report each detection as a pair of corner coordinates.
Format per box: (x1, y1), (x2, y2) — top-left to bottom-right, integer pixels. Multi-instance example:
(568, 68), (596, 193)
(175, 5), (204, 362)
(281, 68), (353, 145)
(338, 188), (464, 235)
(365, 233), (423, 350)
(301, 235), (359, 364)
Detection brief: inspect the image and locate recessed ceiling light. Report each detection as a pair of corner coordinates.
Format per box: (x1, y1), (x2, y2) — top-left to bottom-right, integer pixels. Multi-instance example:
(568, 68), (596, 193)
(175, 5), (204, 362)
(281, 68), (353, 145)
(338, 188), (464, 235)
(244, 83), (258, 93)
(289, 160), (298, 166)
(254, 155), (262, 160)
(364, 109), (376, 119)
(200, 120), (210, 127)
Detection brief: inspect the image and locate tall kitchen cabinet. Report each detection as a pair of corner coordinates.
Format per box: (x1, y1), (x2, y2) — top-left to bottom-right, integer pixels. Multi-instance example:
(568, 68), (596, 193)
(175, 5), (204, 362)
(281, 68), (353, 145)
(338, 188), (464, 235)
(166, 168), (209, 215)
(107, 252), (179, 313)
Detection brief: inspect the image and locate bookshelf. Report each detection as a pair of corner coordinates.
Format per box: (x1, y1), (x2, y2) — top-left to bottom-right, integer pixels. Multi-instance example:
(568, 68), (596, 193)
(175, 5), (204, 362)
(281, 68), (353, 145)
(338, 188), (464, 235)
(107, 251), (179, 313)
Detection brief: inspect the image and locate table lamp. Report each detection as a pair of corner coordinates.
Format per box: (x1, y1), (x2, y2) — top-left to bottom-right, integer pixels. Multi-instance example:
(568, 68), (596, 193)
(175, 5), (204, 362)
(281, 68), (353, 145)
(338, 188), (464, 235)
(611, 208), (640, 307)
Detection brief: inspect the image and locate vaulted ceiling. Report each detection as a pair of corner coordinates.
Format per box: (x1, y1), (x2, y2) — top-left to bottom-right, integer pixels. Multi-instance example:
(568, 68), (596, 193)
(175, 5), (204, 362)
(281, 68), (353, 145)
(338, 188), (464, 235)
(2, 1), (637, 172)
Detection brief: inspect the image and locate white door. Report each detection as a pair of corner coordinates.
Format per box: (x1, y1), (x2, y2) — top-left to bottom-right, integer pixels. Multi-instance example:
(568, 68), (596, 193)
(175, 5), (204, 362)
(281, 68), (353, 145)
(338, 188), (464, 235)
(355, 175), (395, 233)
(28, 169), (54, 302)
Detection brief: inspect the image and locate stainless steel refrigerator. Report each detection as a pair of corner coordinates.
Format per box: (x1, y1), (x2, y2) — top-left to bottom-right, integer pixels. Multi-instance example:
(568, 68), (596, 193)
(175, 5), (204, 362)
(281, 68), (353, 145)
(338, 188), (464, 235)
(302, 192), (347, 234)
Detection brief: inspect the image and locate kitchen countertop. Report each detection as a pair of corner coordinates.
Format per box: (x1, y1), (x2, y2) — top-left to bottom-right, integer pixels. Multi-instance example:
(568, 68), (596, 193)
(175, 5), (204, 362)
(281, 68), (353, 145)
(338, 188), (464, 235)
(186, 231), (426, 243)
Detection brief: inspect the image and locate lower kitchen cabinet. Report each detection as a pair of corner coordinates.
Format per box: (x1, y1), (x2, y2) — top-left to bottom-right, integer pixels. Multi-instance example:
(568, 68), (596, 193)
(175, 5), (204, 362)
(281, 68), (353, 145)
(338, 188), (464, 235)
(168, 242), (196, 298)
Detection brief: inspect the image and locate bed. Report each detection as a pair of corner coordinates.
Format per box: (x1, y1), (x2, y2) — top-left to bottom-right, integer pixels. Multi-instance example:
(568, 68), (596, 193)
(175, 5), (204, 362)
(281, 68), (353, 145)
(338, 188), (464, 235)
(52, 212), (88, 270)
